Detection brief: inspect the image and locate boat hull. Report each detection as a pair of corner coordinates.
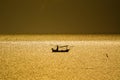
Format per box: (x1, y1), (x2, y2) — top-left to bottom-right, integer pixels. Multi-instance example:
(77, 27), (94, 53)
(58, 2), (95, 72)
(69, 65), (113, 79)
(52, 48), (69, 52)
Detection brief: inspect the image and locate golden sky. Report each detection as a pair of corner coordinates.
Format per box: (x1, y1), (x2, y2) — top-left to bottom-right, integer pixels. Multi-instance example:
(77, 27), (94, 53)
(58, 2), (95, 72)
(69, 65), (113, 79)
(0, 0), (119, 34)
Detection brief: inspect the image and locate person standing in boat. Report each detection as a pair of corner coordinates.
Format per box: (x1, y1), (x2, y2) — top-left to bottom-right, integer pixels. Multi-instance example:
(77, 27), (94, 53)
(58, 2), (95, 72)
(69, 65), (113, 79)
(56, 45), (59, 51)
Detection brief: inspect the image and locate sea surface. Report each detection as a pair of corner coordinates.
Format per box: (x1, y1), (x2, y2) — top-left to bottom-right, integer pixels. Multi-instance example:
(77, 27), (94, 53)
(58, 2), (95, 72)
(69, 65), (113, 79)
(0, 35), (120, 80)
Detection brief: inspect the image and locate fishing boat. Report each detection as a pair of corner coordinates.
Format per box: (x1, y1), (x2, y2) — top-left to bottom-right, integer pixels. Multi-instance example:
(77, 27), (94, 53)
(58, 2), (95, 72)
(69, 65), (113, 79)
(52, 45), (70, 52)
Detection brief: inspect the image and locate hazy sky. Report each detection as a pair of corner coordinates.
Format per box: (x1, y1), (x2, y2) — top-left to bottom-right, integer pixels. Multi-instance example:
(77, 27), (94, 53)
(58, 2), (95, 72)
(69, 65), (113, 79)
(0, 0), (120, 34)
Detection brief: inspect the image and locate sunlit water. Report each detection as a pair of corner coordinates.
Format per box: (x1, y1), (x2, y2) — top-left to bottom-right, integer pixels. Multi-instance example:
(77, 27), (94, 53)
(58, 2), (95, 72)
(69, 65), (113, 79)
(0, 35), (120, 80)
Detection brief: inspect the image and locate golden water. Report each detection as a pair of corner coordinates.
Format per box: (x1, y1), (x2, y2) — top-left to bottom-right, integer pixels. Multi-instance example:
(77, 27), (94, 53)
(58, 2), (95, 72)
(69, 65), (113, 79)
(0, 35), (120, 80)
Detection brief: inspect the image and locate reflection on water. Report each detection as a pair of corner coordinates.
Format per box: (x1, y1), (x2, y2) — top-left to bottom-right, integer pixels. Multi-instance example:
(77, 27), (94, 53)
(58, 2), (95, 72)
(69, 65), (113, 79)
(0, 40), (120, 53)
(0, 35), (120, 80)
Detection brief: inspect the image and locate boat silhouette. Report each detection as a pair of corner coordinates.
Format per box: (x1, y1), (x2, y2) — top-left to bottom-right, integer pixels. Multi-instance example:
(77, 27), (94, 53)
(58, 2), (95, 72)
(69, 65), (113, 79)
(52, 45), (70, 52)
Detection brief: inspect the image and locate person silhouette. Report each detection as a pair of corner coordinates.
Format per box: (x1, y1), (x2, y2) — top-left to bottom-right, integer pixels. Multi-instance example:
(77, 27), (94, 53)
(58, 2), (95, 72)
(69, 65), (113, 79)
(56, 45), (59, 51)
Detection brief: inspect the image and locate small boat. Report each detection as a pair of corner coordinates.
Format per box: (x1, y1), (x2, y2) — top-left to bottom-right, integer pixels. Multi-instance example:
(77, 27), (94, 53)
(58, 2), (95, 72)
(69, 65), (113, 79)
(52, 45), (70, 52)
